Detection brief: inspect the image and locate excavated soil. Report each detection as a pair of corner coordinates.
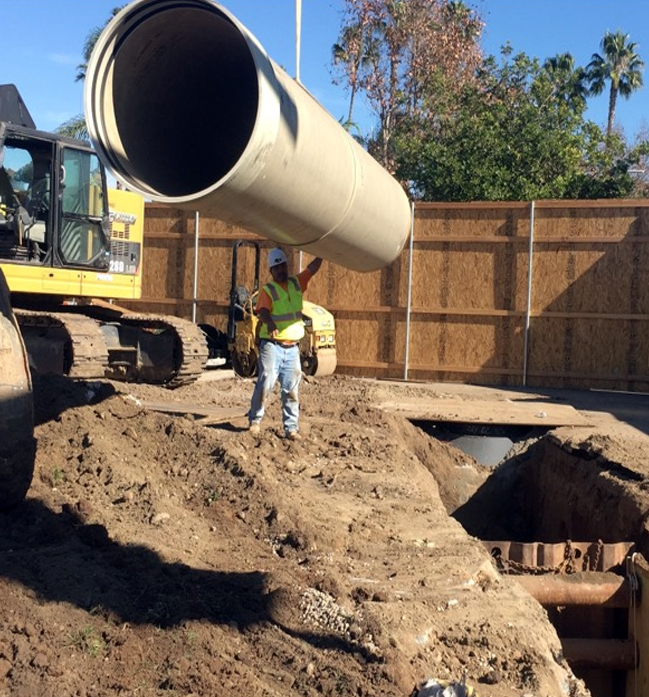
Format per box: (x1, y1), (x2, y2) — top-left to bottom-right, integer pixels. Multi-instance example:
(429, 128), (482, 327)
(5, 370), (649, 697)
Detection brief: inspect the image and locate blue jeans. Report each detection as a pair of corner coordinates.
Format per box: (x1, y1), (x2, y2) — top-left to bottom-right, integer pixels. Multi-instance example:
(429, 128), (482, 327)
(248, 340), (302, 434)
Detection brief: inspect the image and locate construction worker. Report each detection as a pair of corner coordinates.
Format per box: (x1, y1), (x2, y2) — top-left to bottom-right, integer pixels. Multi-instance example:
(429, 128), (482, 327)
(248, 247), (323, 440)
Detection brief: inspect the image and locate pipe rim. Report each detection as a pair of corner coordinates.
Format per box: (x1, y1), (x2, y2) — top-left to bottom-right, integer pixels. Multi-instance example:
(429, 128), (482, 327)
(84, 0), (279, 202)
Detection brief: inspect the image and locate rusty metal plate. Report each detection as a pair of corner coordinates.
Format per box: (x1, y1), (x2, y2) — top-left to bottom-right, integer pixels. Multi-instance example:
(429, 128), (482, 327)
(483, 540), (635, 574)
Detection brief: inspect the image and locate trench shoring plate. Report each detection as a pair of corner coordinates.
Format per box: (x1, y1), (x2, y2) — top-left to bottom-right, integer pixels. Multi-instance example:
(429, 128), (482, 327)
(483, 540), (634, 573)
(376, 397), (591, 427)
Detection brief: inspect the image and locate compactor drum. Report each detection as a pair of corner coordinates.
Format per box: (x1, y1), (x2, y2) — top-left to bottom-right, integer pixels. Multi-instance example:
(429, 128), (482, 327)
(0, 266), (35, 509)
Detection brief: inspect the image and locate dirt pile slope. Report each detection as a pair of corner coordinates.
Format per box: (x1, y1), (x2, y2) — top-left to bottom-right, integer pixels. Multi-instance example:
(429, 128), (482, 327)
(0, 373), (588, 697)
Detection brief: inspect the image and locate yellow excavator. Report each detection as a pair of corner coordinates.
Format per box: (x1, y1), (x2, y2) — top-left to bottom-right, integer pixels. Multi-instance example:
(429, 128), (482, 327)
(0, 84), (208, 388)
(0, 83), (206, 508)
(201, 240), (337, 378)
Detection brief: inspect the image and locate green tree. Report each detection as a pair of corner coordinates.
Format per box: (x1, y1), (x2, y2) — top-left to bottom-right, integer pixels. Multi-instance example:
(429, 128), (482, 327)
(586, 30), (644, 138)
(332, 22), (367, 126)
(56, 115), (89, 141)
(56, 6), (124, 140)
(626, 125), (649, 197)
(394, 48), (637, 201)
(564, 121), (640, 199)
(333, 0), (483, 169)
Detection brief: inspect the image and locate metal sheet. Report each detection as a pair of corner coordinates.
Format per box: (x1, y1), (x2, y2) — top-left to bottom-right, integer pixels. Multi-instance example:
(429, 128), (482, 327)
(483, 540), (635, 573)
(377, 397), (592, 427)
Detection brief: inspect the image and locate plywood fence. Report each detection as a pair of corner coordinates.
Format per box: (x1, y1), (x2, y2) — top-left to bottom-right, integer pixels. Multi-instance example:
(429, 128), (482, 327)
(124, 200), (649, 392)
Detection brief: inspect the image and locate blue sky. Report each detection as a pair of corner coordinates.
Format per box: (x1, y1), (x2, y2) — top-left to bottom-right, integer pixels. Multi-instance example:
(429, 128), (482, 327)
(2, 0), (648, 141)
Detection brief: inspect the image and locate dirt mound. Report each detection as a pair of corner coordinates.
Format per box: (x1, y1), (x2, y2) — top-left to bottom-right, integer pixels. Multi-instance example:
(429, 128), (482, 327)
(1, 372), (589, 696)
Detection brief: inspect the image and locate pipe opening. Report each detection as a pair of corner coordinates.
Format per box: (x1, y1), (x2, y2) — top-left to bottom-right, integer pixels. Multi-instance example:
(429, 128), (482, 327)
(412, 420), (550, 468)
(97, 4), (259, 197)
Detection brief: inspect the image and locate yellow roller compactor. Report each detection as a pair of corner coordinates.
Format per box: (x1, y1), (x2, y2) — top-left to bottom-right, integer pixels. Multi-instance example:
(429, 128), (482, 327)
(0, 84), (208, 388)
(201, 240), (337, 378)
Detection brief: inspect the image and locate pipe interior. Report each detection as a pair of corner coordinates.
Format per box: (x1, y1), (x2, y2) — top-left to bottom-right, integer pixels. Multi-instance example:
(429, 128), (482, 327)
(110, 5), (258, 197)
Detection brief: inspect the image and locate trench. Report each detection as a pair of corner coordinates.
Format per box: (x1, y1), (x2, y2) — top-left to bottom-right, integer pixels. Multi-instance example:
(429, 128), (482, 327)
(417, 421), (649, 697)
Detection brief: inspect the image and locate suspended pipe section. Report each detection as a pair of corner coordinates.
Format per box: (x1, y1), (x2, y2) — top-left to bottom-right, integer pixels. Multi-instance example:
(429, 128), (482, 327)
(84, 0), (411, 272)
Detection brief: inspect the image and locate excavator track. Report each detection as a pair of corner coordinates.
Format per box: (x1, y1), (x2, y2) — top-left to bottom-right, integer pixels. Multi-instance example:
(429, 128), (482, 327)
(15, 309), (109, 379)
(15, 309), (208, 388)
(114, 312), (208, 388)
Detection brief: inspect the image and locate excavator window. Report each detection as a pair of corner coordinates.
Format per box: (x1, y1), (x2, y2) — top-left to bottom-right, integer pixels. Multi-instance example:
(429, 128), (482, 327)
(59, 147), (110, 268)
(0, 137), (110, 270)
(0, 140), (52, 263)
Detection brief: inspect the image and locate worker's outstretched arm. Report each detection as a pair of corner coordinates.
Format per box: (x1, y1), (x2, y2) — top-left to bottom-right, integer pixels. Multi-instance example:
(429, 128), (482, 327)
(307, 257), (323, 275)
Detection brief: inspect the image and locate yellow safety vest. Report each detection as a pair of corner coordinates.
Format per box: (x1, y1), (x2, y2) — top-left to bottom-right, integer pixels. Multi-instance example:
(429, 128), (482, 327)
(259, 277), (305, 341)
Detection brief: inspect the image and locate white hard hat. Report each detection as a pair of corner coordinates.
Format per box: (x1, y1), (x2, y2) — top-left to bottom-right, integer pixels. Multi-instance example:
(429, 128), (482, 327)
(268, 248), (288, 269)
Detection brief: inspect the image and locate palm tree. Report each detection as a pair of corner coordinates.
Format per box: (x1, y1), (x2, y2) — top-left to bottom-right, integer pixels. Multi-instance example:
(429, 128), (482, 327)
(56, 114), (89, 141)
(543, 53), (588, 112)
(56, 6), (124, 139)
(444, 1), (483, 41)
(586, 30), (644, 138)
(332, 22), (367, 126)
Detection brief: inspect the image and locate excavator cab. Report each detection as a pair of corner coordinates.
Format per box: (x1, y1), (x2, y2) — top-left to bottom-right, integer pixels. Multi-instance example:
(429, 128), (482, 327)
(0, 122), (111, 272)
(0, 85), (207, 388)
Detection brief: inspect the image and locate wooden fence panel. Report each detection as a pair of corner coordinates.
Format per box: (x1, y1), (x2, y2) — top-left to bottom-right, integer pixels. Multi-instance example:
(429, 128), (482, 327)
(524, 202), (649, 390)
(124, 199), (649, 392)
(399, 203), (531, 383)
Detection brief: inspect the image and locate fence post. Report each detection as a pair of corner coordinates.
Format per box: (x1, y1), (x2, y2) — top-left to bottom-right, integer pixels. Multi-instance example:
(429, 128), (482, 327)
(192, 211), (200, 324)
(404, 200), (415, 380)
(523, 201), (535, 385)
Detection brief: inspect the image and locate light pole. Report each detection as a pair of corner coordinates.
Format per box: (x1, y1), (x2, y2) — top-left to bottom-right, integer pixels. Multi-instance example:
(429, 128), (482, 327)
(296, 0), (304, 271)
(295, 0), (302, 85)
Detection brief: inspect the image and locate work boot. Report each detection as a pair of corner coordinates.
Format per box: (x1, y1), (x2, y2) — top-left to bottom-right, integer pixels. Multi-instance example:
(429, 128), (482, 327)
(286, 431), (301, 441)
(248, 422), (261, 435)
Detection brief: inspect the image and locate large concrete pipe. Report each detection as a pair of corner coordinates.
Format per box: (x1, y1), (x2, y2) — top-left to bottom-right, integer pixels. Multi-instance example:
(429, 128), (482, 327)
(84, 0), (411, 272)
